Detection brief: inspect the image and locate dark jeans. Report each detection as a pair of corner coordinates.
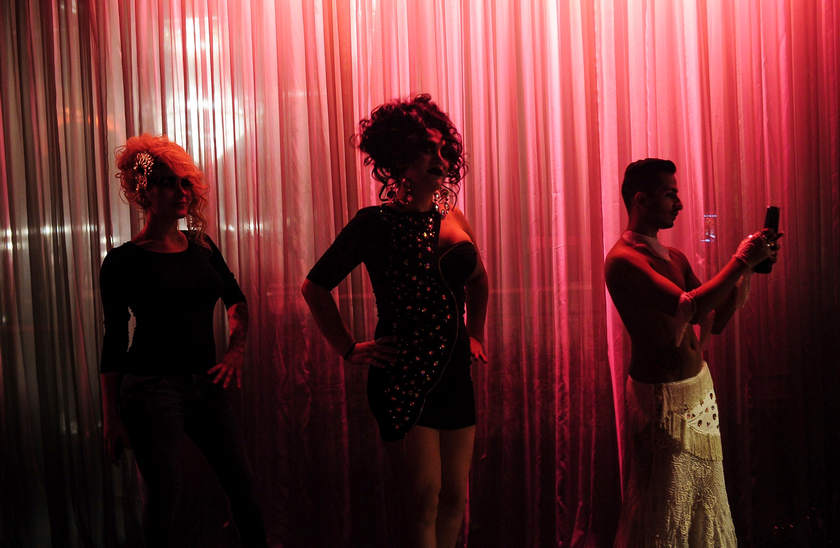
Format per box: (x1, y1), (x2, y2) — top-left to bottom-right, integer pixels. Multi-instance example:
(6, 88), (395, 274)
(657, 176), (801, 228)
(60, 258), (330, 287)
(120, 374), (267, 547)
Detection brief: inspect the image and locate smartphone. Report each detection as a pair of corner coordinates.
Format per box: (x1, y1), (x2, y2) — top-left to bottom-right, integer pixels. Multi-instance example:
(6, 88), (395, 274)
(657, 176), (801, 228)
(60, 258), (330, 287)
(753, 206), (780, 274)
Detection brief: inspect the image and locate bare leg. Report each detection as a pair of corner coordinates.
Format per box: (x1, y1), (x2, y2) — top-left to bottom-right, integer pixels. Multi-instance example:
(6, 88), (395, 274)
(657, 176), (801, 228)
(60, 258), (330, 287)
(385, 426), (442, 548)
(436, 426), (475, 548)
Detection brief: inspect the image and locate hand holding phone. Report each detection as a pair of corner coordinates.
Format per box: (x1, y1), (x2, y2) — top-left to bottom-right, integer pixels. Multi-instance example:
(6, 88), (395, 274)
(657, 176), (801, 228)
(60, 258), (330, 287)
(754, 206), (780, 274)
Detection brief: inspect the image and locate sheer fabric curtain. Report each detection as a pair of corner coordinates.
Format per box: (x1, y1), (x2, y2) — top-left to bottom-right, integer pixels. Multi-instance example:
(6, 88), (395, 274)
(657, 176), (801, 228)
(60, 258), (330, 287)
(1, 0), (838, 546)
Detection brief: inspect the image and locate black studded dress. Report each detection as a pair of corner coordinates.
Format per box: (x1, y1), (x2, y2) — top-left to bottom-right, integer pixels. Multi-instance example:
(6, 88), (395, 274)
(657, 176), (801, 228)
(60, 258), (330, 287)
(307, 205), (477, 441)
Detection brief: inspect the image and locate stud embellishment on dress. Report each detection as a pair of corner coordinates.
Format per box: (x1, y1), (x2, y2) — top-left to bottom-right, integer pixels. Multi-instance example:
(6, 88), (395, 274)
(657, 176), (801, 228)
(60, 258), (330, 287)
(378, 206), (458, 439)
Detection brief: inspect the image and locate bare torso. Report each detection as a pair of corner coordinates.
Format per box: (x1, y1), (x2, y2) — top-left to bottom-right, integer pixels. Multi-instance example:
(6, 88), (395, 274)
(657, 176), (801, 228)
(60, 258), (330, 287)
(605, 235), (705, 383)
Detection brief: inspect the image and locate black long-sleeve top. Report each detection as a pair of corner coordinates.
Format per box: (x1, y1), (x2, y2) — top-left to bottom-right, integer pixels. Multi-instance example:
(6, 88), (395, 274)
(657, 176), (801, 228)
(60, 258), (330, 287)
(307, 205), (473, 340)
(99, 233), (245, 375)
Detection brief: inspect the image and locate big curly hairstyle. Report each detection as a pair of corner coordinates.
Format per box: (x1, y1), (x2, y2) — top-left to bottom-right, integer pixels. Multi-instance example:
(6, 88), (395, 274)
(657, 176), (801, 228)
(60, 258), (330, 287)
(115, 134), (209, 242)
(356, 94), (467, 204)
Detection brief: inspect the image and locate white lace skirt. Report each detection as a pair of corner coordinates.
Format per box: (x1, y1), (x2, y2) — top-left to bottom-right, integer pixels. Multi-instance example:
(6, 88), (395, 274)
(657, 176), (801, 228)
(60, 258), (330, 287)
(614, 363), (737, 547)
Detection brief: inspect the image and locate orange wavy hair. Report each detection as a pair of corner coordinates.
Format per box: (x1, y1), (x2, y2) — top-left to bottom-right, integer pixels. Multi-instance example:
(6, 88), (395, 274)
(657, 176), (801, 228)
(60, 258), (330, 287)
(115, 134), (209, 243)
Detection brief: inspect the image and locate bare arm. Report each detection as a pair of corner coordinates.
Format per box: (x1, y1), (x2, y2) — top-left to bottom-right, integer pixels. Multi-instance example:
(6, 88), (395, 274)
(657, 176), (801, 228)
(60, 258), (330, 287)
(708, 231), (777, 333)
(607, 253), (750, 320)
(690, 257), (752, 319)
(226, 301), (249, 357)
(301, 279), (398, 366)
(451, 207), (490, 362)
(208, 300), (249, 389)
(453, 208), (489, 341)
(681, 266), (746, 346)
(710, 273), (750, 334)
(466, 260), (489, 342)
(302, 209), (398, 366)
(606, 231), (772, 320)
(300, 279), (355, 357)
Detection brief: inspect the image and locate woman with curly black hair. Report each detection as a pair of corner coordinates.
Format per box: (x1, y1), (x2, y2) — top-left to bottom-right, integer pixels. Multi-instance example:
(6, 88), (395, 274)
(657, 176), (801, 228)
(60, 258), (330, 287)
(99, 135), (267, 547)
(302, 94), (489, 547)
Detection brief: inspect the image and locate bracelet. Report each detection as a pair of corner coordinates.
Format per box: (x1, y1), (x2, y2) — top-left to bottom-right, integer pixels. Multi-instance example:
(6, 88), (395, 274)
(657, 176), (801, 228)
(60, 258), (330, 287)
(342, 341), (356, 360)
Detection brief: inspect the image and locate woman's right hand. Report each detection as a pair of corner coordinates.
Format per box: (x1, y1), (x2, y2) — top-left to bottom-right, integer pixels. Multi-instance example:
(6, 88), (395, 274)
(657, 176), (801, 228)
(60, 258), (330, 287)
(103, 415), (131, 464)
(345, 337), (400, 368)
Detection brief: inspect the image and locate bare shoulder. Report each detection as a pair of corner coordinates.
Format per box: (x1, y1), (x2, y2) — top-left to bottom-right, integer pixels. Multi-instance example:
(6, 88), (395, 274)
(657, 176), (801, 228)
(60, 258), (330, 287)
(447, 206), (476, 238)
(667, 246), (689, 263)
(664, 245), (693, 272)
(605, 239), (640, 267)
(605, 240), (648, 282)
(448, 206), (469, 225)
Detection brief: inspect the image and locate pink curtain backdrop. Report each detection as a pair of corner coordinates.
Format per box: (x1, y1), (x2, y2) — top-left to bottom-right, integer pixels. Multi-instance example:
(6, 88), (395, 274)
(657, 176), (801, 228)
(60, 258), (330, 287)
(1, 1), (838, 546)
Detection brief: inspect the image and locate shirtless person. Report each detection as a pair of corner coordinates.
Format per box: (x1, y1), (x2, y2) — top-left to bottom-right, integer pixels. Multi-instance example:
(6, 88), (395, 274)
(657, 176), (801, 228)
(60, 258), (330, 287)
(605, 158), (780, 547)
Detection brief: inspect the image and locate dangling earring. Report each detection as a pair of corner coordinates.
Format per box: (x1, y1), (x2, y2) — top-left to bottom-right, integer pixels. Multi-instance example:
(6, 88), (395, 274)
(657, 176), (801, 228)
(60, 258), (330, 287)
(396, 177), (414, 206)
(433, 187), (451, 216)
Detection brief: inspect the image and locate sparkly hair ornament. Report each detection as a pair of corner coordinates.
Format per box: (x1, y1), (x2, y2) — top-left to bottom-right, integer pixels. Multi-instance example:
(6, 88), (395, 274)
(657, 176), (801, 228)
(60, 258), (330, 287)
(115, 135), (209, 245)
(133, 151), (155, 192)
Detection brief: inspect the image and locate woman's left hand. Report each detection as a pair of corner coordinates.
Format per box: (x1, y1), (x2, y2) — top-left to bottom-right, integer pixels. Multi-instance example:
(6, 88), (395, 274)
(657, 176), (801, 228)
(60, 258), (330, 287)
(208, 351), (244, 389)
(469, 336), (488, 364)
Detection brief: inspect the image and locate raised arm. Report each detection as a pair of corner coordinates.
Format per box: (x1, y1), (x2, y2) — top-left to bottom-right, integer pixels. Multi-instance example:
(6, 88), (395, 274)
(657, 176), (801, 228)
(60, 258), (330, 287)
(607, 230), (775, 322)
(687, 257), (752, 319)
(677, 253), (747, 342)
(693, 229), (778, 329)
(710, 272), (751, 334)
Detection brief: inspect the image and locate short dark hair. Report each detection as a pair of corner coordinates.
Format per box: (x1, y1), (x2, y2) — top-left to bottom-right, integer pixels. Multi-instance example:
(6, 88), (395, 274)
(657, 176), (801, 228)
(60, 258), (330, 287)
(621, 158), (676, 212)
(355, 94), (466, 200)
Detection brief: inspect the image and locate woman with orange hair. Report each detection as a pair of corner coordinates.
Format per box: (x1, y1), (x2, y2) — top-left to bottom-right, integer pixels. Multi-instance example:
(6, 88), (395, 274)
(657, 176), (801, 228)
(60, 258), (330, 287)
(99, 135), (267, 547)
